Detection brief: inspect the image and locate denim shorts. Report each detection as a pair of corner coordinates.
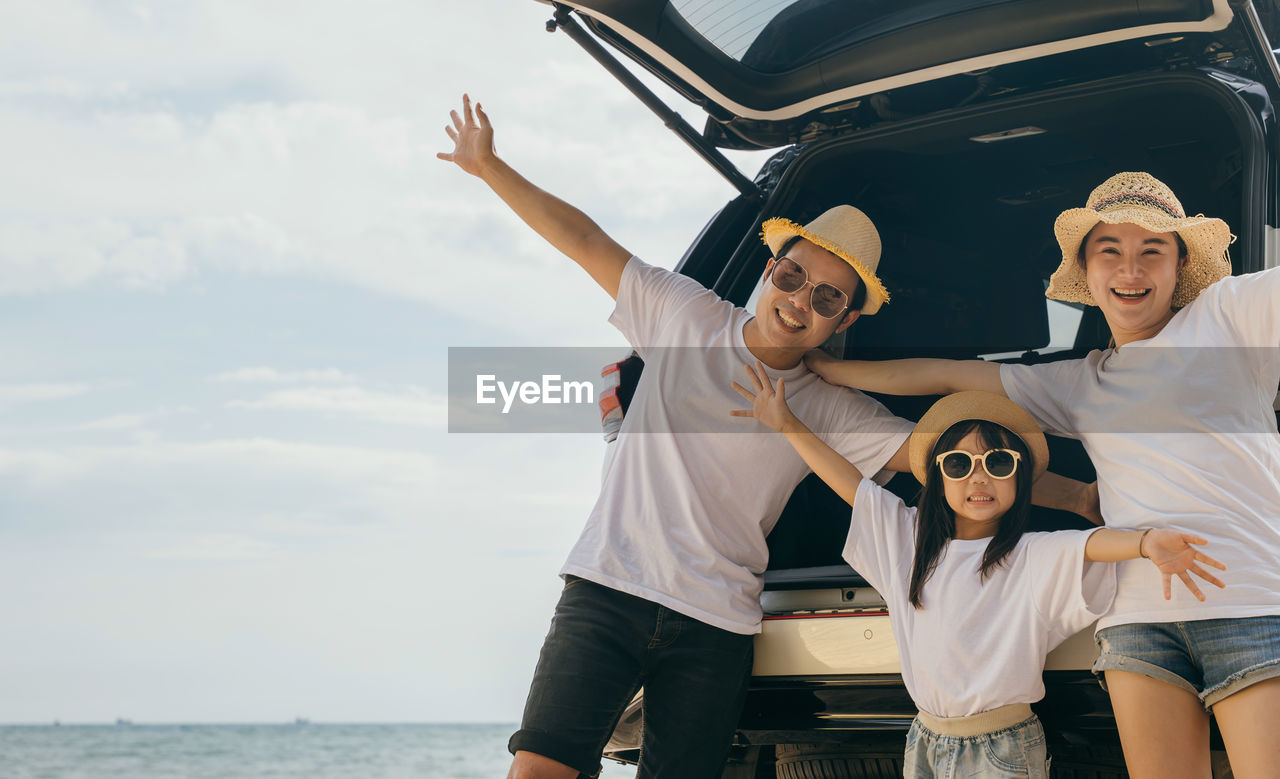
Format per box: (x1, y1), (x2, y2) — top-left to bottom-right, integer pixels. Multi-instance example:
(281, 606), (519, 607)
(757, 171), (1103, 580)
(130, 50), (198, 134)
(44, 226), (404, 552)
(1093, 616), (1280, 709)
(904, 713), (1049, 778)
(508, 576), (754, 778)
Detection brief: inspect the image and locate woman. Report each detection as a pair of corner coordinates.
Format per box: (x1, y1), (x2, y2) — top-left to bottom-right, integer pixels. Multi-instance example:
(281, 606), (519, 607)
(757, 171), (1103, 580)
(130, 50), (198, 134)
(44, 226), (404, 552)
(805, 172), (1280, 778)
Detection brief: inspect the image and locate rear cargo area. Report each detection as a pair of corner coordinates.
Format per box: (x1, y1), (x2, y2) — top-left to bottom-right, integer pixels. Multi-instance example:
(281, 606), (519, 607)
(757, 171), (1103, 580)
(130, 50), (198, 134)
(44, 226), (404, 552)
(762, 69), (1260, 573)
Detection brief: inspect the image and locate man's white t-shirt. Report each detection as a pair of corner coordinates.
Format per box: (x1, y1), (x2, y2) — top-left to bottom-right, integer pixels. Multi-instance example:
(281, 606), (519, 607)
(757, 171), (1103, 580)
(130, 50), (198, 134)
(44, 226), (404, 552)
(561, 257), (913, 635)
(844, 479), (1116, 718)
(1002, 267), (1280, 630)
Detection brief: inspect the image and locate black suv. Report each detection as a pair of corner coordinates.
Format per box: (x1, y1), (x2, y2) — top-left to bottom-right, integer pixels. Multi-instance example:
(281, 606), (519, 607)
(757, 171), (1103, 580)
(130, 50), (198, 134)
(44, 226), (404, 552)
(535, 1), (1280, 776)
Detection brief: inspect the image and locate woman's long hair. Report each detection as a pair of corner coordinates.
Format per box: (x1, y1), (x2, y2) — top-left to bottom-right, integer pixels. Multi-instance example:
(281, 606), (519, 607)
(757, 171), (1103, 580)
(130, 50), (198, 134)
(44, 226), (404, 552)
(908, 420), (1035, 609)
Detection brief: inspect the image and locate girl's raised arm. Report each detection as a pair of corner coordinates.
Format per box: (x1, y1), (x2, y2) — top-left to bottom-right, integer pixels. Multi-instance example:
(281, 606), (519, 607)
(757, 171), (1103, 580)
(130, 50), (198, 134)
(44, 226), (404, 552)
(1085, 528), (1227, 601)
(731, 361), (865, 507)
(804, 351), (1005, 397)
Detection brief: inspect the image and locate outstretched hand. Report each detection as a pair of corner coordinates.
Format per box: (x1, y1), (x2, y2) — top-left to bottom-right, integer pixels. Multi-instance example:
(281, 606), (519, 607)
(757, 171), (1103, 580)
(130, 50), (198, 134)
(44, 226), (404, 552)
(437, 93), (494, 177)
(730, 361), (800, 433)
(1142, 529), (1227, 602)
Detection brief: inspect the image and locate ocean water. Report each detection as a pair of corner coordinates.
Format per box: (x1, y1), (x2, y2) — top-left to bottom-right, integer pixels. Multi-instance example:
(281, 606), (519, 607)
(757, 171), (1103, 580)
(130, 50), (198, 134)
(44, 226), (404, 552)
(0, 723), (639, 779)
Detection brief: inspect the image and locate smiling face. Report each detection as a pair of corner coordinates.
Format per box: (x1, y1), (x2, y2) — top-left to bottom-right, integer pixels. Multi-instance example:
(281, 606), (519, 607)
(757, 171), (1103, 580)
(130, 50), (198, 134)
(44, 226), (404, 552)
(941, 430), (1019, 538)
(1081, 221), (1188, 346)
(747, 238), (862, 365)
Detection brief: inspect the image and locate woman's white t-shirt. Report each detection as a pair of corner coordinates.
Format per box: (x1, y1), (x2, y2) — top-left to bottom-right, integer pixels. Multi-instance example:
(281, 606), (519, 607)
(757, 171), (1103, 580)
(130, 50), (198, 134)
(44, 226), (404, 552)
(1001, 267), (1280, 629)
(844, 479), (1116, 718)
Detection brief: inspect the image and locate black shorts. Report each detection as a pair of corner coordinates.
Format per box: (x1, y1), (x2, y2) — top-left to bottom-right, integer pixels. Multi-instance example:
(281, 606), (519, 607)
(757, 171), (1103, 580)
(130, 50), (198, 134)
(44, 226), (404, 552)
(509, 576), (754, 777)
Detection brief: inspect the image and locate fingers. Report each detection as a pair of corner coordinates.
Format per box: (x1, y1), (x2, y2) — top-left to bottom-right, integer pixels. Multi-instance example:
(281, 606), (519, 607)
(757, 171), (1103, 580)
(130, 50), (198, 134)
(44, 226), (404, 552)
(1188, 564), (1226, 590)
(446, 125), (459, 142)
(1194, 550), (1227, 571)
(728, 409), (754, 417)
(436, 152), (453, 162)
(450, 109), (464, 133)
(475, 102), (491, 129)
(1163, 573), (1172, 601)
(775, 376), (785, 396)
(744, 363), (765, 392)
(730, 381), (755, 403)
(755, 361), (774, 394)
(462, 94), (476, 127)
(1177, 571), (1205, 602)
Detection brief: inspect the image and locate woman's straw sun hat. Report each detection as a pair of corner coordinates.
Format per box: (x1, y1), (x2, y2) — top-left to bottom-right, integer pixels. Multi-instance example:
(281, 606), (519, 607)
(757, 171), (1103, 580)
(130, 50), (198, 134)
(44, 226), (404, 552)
(908, 391), (1049, 484)
(1046, 171), (1233, 308)
(761, 205), (891, 314)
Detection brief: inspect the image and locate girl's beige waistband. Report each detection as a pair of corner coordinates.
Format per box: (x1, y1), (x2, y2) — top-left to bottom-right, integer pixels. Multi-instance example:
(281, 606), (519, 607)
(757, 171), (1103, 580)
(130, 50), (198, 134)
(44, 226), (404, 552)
(914, 703), (1035, 738)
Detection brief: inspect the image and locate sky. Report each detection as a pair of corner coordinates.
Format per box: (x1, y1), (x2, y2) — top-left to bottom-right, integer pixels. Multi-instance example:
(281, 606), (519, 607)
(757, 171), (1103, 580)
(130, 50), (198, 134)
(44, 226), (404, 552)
(0, 0), (772, 725)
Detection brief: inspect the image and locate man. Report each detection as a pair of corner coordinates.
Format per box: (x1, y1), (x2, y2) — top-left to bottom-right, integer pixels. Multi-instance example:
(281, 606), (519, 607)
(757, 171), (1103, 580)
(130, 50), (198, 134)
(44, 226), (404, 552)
(438, 95), (1094, 779)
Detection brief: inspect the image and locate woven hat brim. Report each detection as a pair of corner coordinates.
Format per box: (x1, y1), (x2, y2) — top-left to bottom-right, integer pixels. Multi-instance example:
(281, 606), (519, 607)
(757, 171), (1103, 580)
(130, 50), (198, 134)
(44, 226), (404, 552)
(761, 217), (890, 315)
(907, 391), (1049, 484)
(1046, 207), (1233, 308)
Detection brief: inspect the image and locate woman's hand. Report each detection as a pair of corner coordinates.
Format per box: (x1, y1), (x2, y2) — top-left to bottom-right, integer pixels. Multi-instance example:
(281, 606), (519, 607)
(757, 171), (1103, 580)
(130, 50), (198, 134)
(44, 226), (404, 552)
(1142, 529), (1227, 601)
(731, 361), (801, 433)
(436, 94), (496, 178)
(802, 349), (839, 383)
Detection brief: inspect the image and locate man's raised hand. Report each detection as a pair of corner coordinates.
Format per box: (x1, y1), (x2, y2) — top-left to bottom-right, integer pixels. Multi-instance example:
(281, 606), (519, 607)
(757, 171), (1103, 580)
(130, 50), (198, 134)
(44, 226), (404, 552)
(731, 361), (801, 434)
(437, 94), (494, 177)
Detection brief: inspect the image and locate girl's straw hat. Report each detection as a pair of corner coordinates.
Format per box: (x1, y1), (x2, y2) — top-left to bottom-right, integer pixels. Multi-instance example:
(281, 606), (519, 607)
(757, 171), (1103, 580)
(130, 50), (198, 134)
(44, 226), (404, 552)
(908, 391), (1049, 483)
(1045, 172), (1233, 308)
(761, 205), (891, 314)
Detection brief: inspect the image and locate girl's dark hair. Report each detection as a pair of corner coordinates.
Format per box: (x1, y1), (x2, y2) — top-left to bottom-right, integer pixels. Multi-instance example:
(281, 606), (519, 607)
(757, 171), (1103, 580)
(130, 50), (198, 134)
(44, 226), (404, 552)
(908, 420), (1035, 609)
(774, 234), (868, 312)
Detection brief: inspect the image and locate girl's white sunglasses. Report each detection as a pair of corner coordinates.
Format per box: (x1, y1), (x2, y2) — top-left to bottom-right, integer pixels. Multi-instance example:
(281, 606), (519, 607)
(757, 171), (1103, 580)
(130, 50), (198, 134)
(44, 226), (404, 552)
(934, 448), (1021, 480)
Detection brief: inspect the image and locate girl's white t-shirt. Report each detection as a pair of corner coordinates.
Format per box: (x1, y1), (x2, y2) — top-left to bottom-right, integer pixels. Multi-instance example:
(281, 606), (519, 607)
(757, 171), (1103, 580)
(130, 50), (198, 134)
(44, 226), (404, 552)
(844, 479), (1116, 718)
(1001, 267), (1280, 629)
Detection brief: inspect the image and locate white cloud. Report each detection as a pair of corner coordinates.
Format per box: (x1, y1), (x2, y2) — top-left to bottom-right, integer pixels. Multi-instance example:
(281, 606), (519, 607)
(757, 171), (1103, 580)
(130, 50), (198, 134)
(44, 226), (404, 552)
(141, 532), (276, 561)
(0, 382), (93, 409)
(229, 386), (447, 428)
(211, 367), (356, 384)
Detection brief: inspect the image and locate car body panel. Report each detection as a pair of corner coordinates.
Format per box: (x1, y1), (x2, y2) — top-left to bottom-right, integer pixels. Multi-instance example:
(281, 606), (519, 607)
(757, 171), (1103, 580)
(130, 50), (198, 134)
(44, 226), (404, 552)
(756, 604), (1101, 677)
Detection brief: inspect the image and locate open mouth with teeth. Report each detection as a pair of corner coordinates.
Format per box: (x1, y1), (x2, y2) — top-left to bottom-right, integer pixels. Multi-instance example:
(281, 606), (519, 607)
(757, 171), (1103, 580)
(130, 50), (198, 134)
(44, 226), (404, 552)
(776, 308), (806, 331)
(1111, 287), (1151, 301)
(966, 495), (995, 504)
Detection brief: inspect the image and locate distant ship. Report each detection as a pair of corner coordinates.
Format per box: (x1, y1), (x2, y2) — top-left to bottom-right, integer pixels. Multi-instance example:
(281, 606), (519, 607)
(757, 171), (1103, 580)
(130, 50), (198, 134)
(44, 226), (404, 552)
(293, 717), (310, 725)
(115, 718), (133, 726)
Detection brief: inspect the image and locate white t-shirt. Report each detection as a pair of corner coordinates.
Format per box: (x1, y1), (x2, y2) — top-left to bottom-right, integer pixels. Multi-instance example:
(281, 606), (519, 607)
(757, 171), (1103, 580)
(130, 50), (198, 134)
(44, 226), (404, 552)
(561, 257), (913, 634)
(1002, 267), (1280, 630)
(844, 479), (1116, 718)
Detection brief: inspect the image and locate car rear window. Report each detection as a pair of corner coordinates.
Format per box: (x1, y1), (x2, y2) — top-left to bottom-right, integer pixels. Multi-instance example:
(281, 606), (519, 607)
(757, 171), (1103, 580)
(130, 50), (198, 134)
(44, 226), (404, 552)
(672, 0), (1020, 71)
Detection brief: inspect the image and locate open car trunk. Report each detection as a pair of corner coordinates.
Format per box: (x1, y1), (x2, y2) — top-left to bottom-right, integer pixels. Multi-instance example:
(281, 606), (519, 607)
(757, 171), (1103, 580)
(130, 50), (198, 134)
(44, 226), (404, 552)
(761, 66), (1263, 587)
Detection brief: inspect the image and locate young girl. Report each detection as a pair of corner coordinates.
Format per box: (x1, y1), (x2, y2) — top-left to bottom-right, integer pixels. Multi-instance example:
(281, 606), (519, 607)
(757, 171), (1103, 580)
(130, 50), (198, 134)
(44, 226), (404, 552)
(731, 368), (1226, 778)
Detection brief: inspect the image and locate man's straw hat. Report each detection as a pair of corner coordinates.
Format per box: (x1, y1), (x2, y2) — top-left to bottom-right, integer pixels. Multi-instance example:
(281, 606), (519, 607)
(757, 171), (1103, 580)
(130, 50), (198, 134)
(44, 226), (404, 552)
(1046, 172), (1233, 308)
(761, 205), (890, 314)
(908, 391), (1049, 484)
